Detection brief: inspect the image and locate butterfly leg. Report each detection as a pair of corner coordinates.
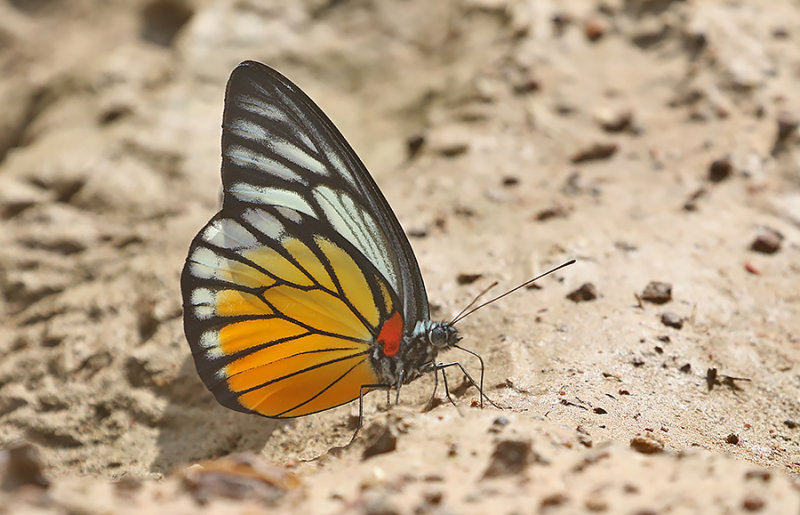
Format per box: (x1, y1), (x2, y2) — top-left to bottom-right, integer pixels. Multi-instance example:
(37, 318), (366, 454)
(434, 360), (502, 410)
(393, 369), (404, 406)
(349, 383), (391, 446)
(437, 364), (462, 414)
(452, 344), (502, 409)
(425, 366), (440, 410)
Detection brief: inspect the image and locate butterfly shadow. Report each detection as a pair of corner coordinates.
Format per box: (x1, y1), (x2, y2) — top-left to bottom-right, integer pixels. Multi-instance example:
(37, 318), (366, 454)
(150, 356), (289, 475)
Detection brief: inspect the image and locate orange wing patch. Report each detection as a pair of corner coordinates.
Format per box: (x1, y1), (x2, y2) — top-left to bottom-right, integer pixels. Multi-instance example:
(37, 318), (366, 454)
(215, 318), (306, 355)
(225, 332), (360, 380)
(237, 353), (377, 417)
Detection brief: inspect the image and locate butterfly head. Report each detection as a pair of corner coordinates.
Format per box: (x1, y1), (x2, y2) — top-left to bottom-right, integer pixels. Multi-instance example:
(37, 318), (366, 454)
(427, 322), (461, 349)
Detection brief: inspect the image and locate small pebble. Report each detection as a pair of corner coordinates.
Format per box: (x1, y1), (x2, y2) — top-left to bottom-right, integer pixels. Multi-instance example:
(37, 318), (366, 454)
(482, 439), (533, 478)
(181, 453), (299, 506)
(576, 426), (592, 448)
(551, 12), (572, 35)
(0, 443), (49, 490)
(726, 433), (740, 445)
(595, 108), (634, 132)
(422, 490), (443, 505)
(623, 483), (639, 494)
(744, 470), (772, 482)
(362, 423), (398, 460)
(630, 433), (664, 454)
(456, 273), (483, 285)
(784, 420), (797, 429)
(660, 312), (683, 329)
(777, 111), (799, 140)
(535, 204), (570, 221)
(641, 281), (672, 304)
(584, 18), (607, 42)
(683, 187), (707, 211)
(772, 111), (799, 155)
(750, 229), (783, 254)
(679, 363), (691, 373)
(708, 157), (733, 182)
(540, 493), (569, 508)
(772, 26), (789, 39)
(571, 142), (618, 163)
(447, 443), (458, 457)
(585, 495), (608, 512)
(744, 262), (760, 275)
(742, 495), (765, 512)
(567, 282), (598, 302)
(488, 416), (510, 433)
(406, 134), (426, 159)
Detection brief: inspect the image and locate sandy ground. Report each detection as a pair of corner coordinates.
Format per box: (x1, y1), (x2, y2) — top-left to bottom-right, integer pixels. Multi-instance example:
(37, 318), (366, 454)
(2, 0), (800, 513)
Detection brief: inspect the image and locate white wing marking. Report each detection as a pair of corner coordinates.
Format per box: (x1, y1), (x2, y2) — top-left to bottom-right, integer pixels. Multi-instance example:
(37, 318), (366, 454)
(312, 185), (399, 292)
(226, 145), (305, 183)
(270, 139), (328, 176)
(203, 219), (259, 249)
(228, 182), (316, 218)
(242, 208), (284, 241)
(276, 207), (303, 224)
(238, 96), (288, 123)
(200, 329), (219, 349)
(228, 119), (269, 141)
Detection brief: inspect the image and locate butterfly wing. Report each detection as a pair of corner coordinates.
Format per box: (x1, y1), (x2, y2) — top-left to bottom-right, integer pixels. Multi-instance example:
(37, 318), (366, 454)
(220, 61), (428, 327)
(182, 205), (401, 417)
(181, 62), (421, 418)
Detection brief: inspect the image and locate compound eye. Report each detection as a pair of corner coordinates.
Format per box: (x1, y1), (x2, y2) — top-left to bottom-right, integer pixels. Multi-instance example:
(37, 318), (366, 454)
(429, 326), (447, 347)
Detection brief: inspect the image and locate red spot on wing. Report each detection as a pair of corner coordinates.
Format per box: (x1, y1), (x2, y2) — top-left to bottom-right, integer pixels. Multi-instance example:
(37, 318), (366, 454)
(378, 312), (403, 357)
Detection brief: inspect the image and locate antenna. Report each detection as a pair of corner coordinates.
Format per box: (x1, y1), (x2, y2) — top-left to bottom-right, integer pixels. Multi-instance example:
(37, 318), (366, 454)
(451, 259), (576, 325)
(449, 280), (499, 324)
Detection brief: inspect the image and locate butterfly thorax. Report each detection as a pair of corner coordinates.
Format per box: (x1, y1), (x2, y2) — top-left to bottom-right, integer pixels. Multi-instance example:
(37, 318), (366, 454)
(370, 319), (461, 387)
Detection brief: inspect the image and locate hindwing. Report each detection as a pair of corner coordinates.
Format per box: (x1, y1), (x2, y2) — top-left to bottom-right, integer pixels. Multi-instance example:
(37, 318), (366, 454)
(182, 205), (402, 418)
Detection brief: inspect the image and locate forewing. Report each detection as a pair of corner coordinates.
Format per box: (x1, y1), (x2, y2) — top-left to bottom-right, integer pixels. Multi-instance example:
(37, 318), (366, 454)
(220, 60), (428, 329)
(181, 205), (400, 418)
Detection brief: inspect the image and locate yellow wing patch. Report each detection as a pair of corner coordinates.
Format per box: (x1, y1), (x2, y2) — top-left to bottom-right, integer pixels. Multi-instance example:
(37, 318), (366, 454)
(282, 238), (336, 291)
(266, 285), (370, 340)
(242, 246), (313, 287)
(189, 247), (276, 290)
(216, 289), (273, 318)
(315, 236), (380, 329)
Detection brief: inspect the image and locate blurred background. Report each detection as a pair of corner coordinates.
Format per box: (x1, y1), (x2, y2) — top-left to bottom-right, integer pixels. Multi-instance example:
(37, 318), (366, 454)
(1, 0), (799, 512)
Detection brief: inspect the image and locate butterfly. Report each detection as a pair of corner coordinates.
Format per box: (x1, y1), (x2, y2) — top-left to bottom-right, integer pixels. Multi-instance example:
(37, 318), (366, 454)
(181, 61), (572, 440)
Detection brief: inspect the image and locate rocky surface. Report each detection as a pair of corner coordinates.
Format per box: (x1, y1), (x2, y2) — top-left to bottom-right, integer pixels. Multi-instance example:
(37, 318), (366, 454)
(1, 0), (800, 512)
